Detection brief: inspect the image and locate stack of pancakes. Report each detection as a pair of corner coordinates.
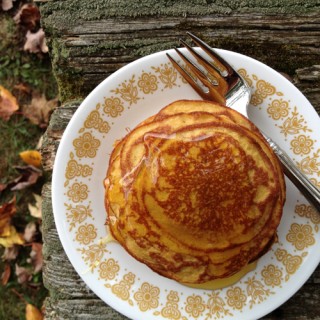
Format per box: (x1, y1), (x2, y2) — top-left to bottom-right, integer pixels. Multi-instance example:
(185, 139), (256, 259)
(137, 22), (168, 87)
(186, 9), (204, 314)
(104, 100), (285, 284)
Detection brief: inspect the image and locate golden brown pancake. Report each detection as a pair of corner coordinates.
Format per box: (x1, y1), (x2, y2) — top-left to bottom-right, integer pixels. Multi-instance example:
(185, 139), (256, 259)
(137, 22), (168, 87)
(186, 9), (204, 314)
(104, 100), (285, 284)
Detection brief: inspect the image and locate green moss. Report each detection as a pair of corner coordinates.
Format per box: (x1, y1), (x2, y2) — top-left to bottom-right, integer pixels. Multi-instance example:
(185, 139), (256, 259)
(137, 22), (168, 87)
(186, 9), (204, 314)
(49, 39), (84, 102)
(40, 0), (319, 27)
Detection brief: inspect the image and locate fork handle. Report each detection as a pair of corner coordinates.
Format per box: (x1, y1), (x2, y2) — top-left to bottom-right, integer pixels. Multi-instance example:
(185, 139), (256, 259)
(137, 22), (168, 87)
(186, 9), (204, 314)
(264, 135), (320, 212)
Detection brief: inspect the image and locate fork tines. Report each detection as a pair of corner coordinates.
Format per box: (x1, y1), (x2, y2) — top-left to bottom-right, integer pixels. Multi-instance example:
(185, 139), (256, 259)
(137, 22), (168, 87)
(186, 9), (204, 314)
(166, 32), (237, 104)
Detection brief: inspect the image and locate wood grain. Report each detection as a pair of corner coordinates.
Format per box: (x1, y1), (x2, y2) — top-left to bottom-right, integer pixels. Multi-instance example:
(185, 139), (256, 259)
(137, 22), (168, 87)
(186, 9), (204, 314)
(40, 2), (320, 102)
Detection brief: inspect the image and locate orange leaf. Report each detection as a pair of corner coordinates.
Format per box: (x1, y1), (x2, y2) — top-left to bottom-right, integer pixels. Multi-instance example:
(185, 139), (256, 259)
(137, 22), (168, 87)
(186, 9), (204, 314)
(1, 263), (11, 285)
(19, 150), (42, 167)
(26, 304), (43, 320)
(0, 85), (19, 121)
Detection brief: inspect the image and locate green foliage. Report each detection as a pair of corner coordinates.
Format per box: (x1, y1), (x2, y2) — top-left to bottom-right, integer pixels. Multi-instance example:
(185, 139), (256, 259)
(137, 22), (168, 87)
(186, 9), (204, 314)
(0, 116), (42, 184)
(0, 4), (56, 318)
(0, 14), (57, 98)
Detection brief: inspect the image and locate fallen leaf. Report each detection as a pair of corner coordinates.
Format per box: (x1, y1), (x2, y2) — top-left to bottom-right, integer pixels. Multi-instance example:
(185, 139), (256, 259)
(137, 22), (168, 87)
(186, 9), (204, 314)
(13, 3), (40, 30)
(0, 183), (8, 192)
(22, 91), (58, 128)
(2, 245), (19, 261)
(23, 29), (48, 54)
(9, 165), (42, 191)
(15, 264), (32, 284)
(20, 150), (42, 168)
(13, 83), (32, 102)
(13, 83), (32, 94)
(30, 242), (43, 273)
(24, 222), (37, 242)
(1, 0), (15, 11)
(0, 85), (19, 121)
(1, 263), (11, 285)
(0, 225), (25, 248)
(0, 197), (16, 235)
(26, 304), (43, 320)
(36, 135), (43, 150)
(28, 194), (42, 219)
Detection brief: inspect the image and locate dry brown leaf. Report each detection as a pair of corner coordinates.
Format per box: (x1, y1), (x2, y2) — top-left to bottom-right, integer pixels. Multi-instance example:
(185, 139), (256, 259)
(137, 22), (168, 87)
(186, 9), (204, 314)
(24, 222), (37, 242)
(0, 197), (16, 235)
(0, 85), (19, 121)
(1, 263), (11, 285)
(28, 193), (42, 219)
(20, 150), (42, 168)
(30, 242), (43, 273)
(15, 264), (32, 284)
(22, 91), (57, 128)
(2, 245), (19, 261)
(26, 304), (43, 320)
(10, 165), (42, 191)
(13, 3), (40, 30)
(1, 0), (15, 11)
(23, 29), (48, 54)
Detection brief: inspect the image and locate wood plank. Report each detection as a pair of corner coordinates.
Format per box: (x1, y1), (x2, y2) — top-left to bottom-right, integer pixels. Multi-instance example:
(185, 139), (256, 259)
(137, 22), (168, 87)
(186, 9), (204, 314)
(40, 4), (320, 102)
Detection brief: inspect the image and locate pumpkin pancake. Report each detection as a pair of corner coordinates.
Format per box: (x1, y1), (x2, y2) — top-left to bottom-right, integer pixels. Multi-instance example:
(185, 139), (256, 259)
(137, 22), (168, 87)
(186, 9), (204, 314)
(104, 100), (285, 284)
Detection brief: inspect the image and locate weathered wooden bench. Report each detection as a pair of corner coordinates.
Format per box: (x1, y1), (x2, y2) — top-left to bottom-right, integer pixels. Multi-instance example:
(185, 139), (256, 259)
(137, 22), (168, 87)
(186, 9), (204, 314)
(40, 1), (320, 319)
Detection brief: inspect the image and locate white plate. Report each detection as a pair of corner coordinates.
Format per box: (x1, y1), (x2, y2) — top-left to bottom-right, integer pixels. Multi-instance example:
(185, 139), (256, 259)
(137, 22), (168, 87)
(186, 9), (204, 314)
(52, 49), (320, 320)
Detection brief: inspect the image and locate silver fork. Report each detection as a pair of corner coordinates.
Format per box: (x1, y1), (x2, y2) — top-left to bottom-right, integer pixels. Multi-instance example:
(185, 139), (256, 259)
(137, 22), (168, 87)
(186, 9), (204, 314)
(166, 32), (320, 212)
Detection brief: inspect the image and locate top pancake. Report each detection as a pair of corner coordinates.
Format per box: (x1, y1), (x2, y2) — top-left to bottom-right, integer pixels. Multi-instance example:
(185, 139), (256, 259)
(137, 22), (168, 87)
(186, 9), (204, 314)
(104, 100), (285, 284)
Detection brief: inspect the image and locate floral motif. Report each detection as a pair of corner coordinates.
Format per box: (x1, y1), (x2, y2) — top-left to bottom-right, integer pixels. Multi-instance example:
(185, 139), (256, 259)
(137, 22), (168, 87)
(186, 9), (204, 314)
(160, 290), (182, 320)
(310, 178), (320, 189)
(267, 99), (289, 120)
(278, 106), (312, 137)
(275, 248), (304, 280)
(99, 258), (120, 280)
(261, 264), (283, 287)
(290, 135), (314, 155)
(65, 159), (92, 180)
(206, 291), (232, 319)
(297, 151), (320, 175)
(73, 132), (100, 158)
(111, 76), (139, 105)
(226, 286), (246, 310)
(110, 272), (135, 303)
(75, 224), (97, 245)
(103, 96), (124, 117)
(295, 204), (320, 232)
(84, 109), (111, 133)
(65, 152), (92, 182)
(251, 79), (276, 106)
(152, 63), (178, 89)
(185, 294), (205, 318)
(286, 223), (315, 250)
(79, 242), (108, 270)
(138, 72), (158, 94)
(245, 276), (272, 308)
(65, 203), (92, 230)
(238, 68), (253, 87)
(134, 282), (160, 312)
(67, 182), (88, 203)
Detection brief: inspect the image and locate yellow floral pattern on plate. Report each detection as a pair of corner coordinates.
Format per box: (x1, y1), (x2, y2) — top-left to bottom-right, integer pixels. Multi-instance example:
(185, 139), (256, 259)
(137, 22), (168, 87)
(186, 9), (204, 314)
(59, 56), (319, 319)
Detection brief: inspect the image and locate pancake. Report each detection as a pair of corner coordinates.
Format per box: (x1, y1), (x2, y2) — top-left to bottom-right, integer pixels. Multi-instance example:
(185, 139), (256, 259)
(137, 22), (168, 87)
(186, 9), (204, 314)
(104, 100), (285, 284)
